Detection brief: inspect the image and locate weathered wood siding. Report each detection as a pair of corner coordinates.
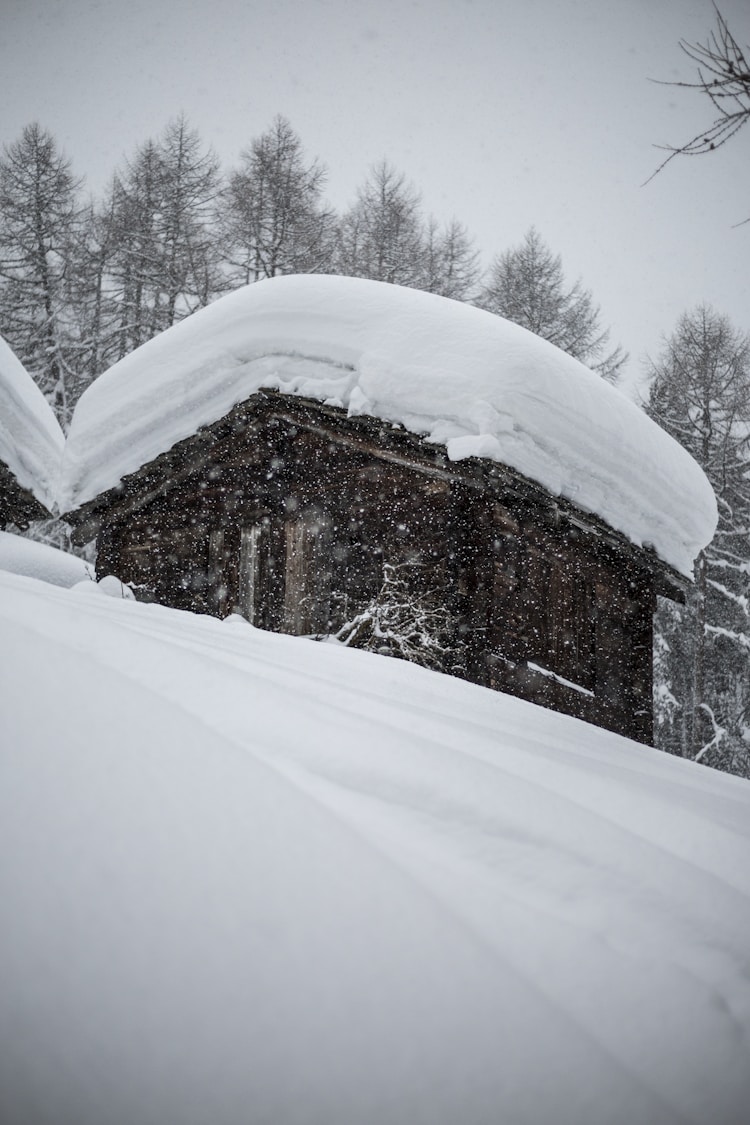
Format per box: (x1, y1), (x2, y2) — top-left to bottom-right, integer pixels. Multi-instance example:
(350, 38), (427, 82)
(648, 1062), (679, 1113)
(0, 461), (51, 528)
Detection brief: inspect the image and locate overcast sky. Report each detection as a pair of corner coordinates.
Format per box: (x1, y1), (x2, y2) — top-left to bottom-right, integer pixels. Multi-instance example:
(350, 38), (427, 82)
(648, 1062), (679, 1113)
(3, 0), (748, 393)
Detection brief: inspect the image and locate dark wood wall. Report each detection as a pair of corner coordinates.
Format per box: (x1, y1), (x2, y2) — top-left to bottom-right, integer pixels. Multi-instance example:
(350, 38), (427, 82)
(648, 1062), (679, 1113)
(91, 395), (658, 744)
(0, 462), (51, 528)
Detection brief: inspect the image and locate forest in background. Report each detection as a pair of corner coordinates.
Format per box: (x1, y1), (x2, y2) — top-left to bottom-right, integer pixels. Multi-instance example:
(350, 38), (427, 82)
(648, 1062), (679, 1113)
(1, 115), (748, 778)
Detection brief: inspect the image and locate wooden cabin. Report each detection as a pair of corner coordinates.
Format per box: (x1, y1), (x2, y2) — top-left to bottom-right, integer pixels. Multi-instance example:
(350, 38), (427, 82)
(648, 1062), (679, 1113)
(59, 275), (716, 745)
(65, 387), (688, 744)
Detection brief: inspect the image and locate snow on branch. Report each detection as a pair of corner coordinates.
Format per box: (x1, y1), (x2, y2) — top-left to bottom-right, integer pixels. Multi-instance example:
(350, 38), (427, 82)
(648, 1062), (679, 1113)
(704, 623), (750, 650)
(705, 577), (749, 616)
(335, 561), (460, 673)
(694, 703), (728, 763)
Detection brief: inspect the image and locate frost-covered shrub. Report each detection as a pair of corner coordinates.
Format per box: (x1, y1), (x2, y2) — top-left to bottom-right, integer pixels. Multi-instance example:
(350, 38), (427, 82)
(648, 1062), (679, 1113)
(16, 518), (95, 563)
(335, 561), (460, 673)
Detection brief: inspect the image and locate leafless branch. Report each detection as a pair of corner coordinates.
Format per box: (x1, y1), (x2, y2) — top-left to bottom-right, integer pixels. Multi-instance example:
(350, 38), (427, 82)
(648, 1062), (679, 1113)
(645, 5), (750, 185)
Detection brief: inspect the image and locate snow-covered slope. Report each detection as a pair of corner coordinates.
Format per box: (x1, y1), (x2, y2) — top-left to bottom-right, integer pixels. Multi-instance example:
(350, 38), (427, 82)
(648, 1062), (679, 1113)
(0, 530), (93, 587)
(0, 335), (64, 514)
(1, 569), (748, 1125)
(59, 276), (716, 576)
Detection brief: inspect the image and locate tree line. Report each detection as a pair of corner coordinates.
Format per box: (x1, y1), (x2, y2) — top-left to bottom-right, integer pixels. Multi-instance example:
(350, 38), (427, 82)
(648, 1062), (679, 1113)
(0, 115), (626, 426)
(1, 116), (748, 779)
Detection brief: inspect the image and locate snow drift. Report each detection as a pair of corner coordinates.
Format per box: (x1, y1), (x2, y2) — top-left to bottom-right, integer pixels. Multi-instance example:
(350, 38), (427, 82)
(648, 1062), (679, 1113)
(0, 530), (93, 587)
(1, 567), (749, 1125)
(59, 275), (716, 576)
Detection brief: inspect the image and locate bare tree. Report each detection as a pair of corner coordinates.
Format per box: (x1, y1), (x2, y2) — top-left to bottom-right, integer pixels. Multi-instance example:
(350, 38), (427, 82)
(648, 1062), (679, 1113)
(222, 116), (336, 283)
(336, 163), (482, 302)
(335, 562), (460, 673)
(98, 117), (223, 361)
(156, 117), (224, 325)
(336, 161), (427, 288)
(421, 217), (481, 301)
(648, 305), (750, 777)
(478, 228), (627, 381)
(0, 123), (87, 423)
(648, 5), (750, 181)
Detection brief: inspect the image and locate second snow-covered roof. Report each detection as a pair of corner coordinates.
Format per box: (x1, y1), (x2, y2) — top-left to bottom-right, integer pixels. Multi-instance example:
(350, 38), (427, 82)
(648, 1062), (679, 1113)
(60, 274), (716, 576)
(0, 335), (64, 516)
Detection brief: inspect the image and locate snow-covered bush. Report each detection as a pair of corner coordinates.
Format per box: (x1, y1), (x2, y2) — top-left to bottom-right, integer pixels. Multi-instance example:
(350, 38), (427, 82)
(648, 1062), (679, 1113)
(15, 517), (95, 563)
(335, 561), (461, 673)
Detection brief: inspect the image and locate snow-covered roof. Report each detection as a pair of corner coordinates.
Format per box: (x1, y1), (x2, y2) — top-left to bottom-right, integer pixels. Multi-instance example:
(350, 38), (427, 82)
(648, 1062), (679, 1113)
(60, 275), (717, 576)
(0, 335), (64, 516)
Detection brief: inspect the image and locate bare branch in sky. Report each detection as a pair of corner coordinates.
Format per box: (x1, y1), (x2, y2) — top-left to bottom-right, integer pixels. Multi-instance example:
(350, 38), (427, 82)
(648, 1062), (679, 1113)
(646, 5), (750, 185)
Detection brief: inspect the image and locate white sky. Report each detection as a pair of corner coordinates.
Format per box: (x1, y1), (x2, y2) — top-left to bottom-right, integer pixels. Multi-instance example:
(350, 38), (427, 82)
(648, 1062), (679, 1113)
(2, 0), (748, 392)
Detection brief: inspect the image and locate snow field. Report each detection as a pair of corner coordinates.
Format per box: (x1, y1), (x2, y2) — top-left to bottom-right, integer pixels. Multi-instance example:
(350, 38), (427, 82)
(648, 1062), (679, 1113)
(1, 568), (749, 1125)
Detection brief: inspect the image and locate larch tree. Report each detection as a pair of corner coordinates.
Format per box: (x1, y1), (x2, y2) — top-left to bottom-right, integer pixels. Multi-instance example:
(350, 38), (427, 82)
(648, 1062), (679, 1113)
(477, 228), (627, 381)
(647, 305), (750, 778)
(421, 218), (481, 301)
(222, 116), (336, 284)
(101, 117), (223, 361)
(0, 123), (87, 424)
(71, 193), (122, 380)
(155, 116), (224, 325)
(336, 161), (427, 288)
(104, 138), (163, 357)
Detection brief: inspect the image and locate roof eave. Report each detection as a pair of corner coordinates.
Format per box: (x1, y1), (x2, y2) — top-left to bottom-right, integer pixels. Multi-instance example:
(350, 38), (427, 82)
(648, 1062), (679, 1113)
(61, 389), (695, 599)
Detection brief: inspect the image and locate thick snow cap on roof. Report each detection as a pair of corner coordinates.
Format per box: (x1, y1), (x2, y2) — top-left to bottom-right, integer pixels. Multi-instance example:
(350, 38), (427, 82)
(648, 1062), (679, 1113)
(0, 335), (64, 514)
(61, 275), (716, 576)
